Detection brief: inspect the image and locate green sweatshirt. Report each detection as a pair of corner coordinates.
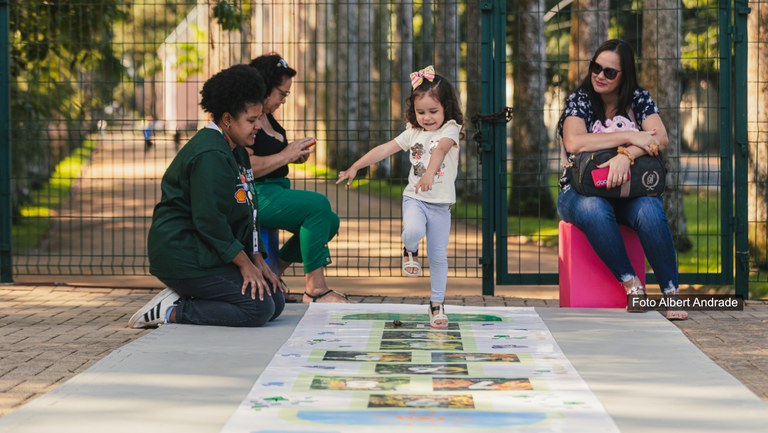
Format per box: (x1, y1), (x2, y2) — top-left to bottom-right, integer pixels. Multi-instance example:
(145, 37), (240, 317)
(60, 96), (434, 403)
(147, 127), (264, 279)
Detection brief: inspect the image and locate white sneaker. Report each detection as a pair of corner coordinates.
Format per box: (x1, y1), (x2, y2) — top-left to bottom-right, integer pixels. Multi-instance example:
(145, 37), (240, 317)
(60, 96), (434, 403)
(128, 288), (180, 329)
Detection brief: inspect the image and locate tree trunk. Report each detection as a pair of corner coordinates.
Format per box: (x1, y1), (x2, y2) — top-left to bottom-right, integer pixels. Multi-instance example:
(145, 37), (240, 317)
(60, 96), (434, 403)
(392, 1), (413, 179)
(747, 1), (768, 266)
(357, 2), (372, 157)
(508, 0), (556, 218)
(372, 0), (392, 178)
(567, 0), (609, 92)
(346, 2), (360, 159)
(419, 0), (433, 66)
(303, 2), (323, 167)
(641, 0), (692, 252)
(313, 3), (329, 169)
(460, 1), (482, 199)
(326, 2), (346, 169)
(435, 1), (459, 83)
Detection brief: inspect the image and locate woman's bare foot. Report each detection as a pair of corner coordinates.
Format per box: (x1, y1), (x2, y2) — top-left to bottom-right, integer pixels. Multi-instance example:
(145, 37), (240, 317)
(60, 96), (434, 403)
(303, 268), (352, 303)
(622, 275), (645, 296)
(302, 288), (351, 303)
(662, 287), (689, 320)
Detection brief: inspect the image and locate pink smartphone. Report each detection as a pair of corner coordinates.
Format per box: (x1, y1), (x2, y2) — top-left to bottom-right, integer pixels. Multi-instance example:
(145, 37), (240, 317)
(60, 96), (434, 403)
(591, 167), (629, 188)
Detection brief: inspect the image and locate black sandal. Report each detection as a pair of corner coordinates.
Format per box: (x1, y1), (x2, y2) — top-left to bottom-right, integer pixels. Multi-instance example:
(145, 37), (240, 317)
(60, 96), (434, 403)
(303, 289), (350, 303)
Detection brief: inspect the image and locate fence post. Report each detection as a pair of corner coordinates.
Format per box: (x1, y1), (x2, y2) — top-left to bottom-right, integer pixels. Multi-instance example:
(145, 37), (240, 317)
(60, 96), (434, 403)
(479, 2), (494, 295)
(733, 0), (750, 299)
(0, 0), (12, 282)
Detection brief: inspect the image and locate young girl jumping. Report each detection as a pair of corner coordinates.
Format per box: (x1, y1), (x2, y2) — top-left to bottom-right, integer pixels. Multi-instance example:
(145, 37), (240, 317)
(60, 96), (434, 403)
(336, 65), (463, 329)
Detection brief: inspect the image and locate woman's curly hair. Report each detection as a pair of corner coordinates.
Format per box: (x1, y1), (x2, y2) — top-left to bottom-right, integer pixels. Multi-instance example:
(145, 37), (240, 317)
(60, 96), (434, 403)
(248, 52), (297, 98)
(200, 64), (265, 122)
(404, 74), (463, 128)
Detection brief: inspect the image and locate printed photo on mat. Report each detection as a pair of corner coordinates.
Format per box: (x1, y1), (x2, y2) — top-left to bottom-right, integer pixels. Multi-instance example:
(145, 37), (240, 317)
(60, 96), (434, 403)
(432, 352), (521, 363)
(322, 351), (412, 362)
(368, 394), (475, 409)
(382, 330), (462, 341)
(375, 363), (469, 375)
(384, 321), (460, 330)
(380, 340), (463, 351)
(432, 377), (533, 391)
(310, 376), (410, 391)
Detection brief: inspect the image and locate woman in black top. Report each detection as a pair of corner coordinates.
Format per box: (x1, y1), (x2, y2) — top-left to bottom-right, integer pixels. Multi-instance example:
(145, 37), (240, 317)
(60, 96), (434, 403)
(248, 53), (348, 303)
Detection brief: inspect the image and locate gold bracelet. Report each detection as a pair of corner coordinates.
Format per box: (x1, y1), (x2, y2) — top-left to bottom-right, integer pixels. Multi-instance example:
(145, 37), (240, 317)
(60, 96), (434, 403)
(617, 147), (635, 165)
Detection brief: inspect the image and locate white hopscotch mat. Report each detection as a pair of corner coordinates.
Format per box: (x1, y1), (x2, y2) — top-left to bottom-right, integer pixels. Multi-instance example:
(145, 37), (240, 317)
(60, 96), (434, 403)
(220, 303), (620, 433)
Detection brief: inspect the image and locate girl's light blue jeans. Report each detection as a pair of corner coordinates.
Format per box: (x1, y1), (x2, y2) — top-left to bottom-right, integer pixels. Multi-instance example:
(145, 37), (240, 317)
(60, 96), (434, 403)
(557, 186), (679, 292)
(402, 196), (451, 303)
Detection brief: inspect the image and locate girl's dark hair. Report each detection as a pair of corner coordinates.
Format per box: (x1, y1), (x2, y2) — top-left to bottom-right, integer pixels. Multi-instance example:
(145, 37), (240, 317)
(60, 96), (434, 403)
(200, 64), (266, 122)
(405, 74), (464, 128)
(578, 39), (639, 122)
(248, 53), (298, 98)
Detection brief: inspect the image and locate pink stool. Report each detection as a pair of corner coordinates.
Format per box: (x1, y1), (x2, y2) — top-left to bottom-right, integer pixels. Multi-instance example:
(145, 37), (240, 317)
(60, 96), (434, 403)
(558, 221), (646, 308)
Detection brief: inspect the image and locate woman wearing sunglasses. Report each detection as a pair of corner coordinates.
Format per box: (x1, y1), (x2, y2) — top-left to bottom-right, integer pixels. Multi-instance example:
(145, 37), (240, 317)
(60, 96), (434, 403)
(556, 39), (687, 320)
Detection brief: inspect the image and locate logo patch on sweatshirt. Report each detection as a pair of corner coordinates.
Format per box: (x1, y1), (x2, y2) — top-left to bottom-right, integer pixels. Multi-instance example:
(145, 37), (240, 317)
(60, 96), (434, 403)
(235, 189), (247, 203)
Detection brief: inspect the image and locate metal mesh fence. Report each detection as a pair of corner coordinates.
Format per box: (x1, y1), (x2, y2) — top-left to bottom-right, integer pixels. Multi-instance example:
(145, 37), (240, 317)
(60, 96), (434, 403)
(747, 0), (768, 295)
(499, 0), (733, 287)
(3, 0), (766, 296)
(7, 1), (483, 279)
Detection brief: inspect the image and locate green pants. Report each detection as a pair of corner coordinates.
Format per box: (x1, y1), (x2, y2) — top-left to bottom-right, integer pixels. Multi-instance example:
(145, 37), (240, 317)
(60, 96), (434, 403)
(254, 178), (339, 273)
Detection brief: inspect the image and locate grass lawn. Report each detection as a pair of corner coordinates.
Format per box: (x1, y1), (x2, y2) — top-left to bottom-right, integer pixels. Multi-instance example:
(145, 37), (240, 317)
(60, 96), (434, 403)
(12, 139), (96, 250)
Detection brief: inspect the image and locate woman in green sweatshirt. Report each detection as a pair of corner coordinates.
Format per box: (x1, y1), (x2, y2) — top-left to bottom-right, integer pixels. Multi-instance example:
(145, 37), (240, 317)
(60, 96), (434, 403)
(129, 64), (284, 328)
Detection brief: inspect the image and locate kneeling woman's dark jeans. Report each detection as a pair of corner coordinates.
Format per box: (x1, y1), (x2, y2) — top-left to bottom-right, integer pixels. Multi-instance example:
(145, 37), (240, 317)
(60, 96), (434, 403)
(160, 268), (284, 327)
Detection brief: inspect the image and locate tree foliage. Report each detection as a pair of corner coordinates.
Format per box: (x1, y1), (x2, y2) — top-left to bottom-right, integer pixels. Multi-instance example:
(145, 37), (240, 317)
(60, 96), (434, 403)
(9, 0), (128, 216)
(212, 0), (251, 31)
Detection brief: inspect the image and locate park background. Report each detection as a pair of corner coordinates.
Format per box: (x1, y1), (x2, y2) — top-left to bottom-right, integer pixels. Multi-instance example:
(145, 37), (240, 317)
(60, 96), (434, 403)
(1, 0), (767, 298)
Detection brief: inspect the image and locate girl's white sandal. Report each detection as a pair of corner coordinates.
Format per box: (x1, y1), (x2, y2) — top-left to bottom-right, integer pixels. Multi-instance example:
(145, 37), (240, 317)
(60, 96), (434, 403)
(429, 302), (449, 329)
(402, 249), (422, 277)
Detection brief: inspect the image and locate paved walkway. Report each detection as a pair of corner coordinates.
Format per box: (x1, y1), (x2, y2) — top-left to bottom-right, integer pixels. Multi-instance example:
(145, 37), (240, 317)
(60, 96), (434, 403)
(1, 283), (766, 419)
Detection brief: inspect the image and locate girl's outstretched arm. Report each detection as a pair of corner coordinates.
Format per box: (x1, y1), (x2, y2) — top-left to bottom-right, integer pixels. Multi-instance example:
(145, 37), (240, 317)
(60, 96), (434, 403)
(336, 140), (401, 187)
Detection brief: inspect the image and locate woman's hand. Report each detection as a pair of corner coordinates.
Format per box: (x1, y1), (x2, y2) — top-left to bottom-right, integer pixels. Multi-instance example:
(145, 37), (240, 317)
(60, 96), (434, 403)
(253, 253), (282, 294)
(284, 137), (315, 164)
(628, 130), (660, 157)
(336, 168), (358, 188)
(598, 154), (632, 190)
(233, 251), (270, 300)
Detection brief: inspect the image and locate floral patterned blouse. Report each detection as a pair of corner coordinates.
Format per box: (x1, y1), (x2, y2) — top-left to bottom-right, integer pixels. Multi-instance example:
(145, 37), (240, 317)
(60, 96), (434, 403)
(556, 87), (660, 189)
(557, 87), (659, 139)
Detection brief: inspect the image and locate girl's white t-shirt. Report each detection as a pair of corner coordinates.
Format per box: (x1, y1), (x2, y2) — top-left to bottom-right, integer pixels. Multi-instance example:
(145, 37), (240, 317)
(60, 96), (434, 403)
(394, 120), (461, 204)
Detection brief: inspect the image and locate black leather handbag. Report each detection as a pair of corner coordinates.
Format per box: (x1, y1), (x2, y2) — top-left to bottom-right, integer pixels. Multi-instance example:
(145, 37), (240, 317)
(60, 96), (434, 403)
(567, 149), (665, 198)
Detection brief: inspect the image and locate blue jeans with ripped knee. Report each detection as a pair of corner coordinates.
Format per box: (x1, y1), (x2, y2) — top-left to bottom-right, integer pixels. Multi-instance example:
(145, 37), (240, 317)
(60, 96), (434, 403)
(557, 186), (679, 292)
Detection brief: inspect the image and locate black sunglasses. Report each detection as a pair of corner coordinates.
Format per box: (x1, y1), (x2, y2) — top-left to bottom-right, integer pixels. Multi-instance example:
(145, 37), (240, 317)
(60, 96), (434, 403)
(590, 61), (621, 80)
